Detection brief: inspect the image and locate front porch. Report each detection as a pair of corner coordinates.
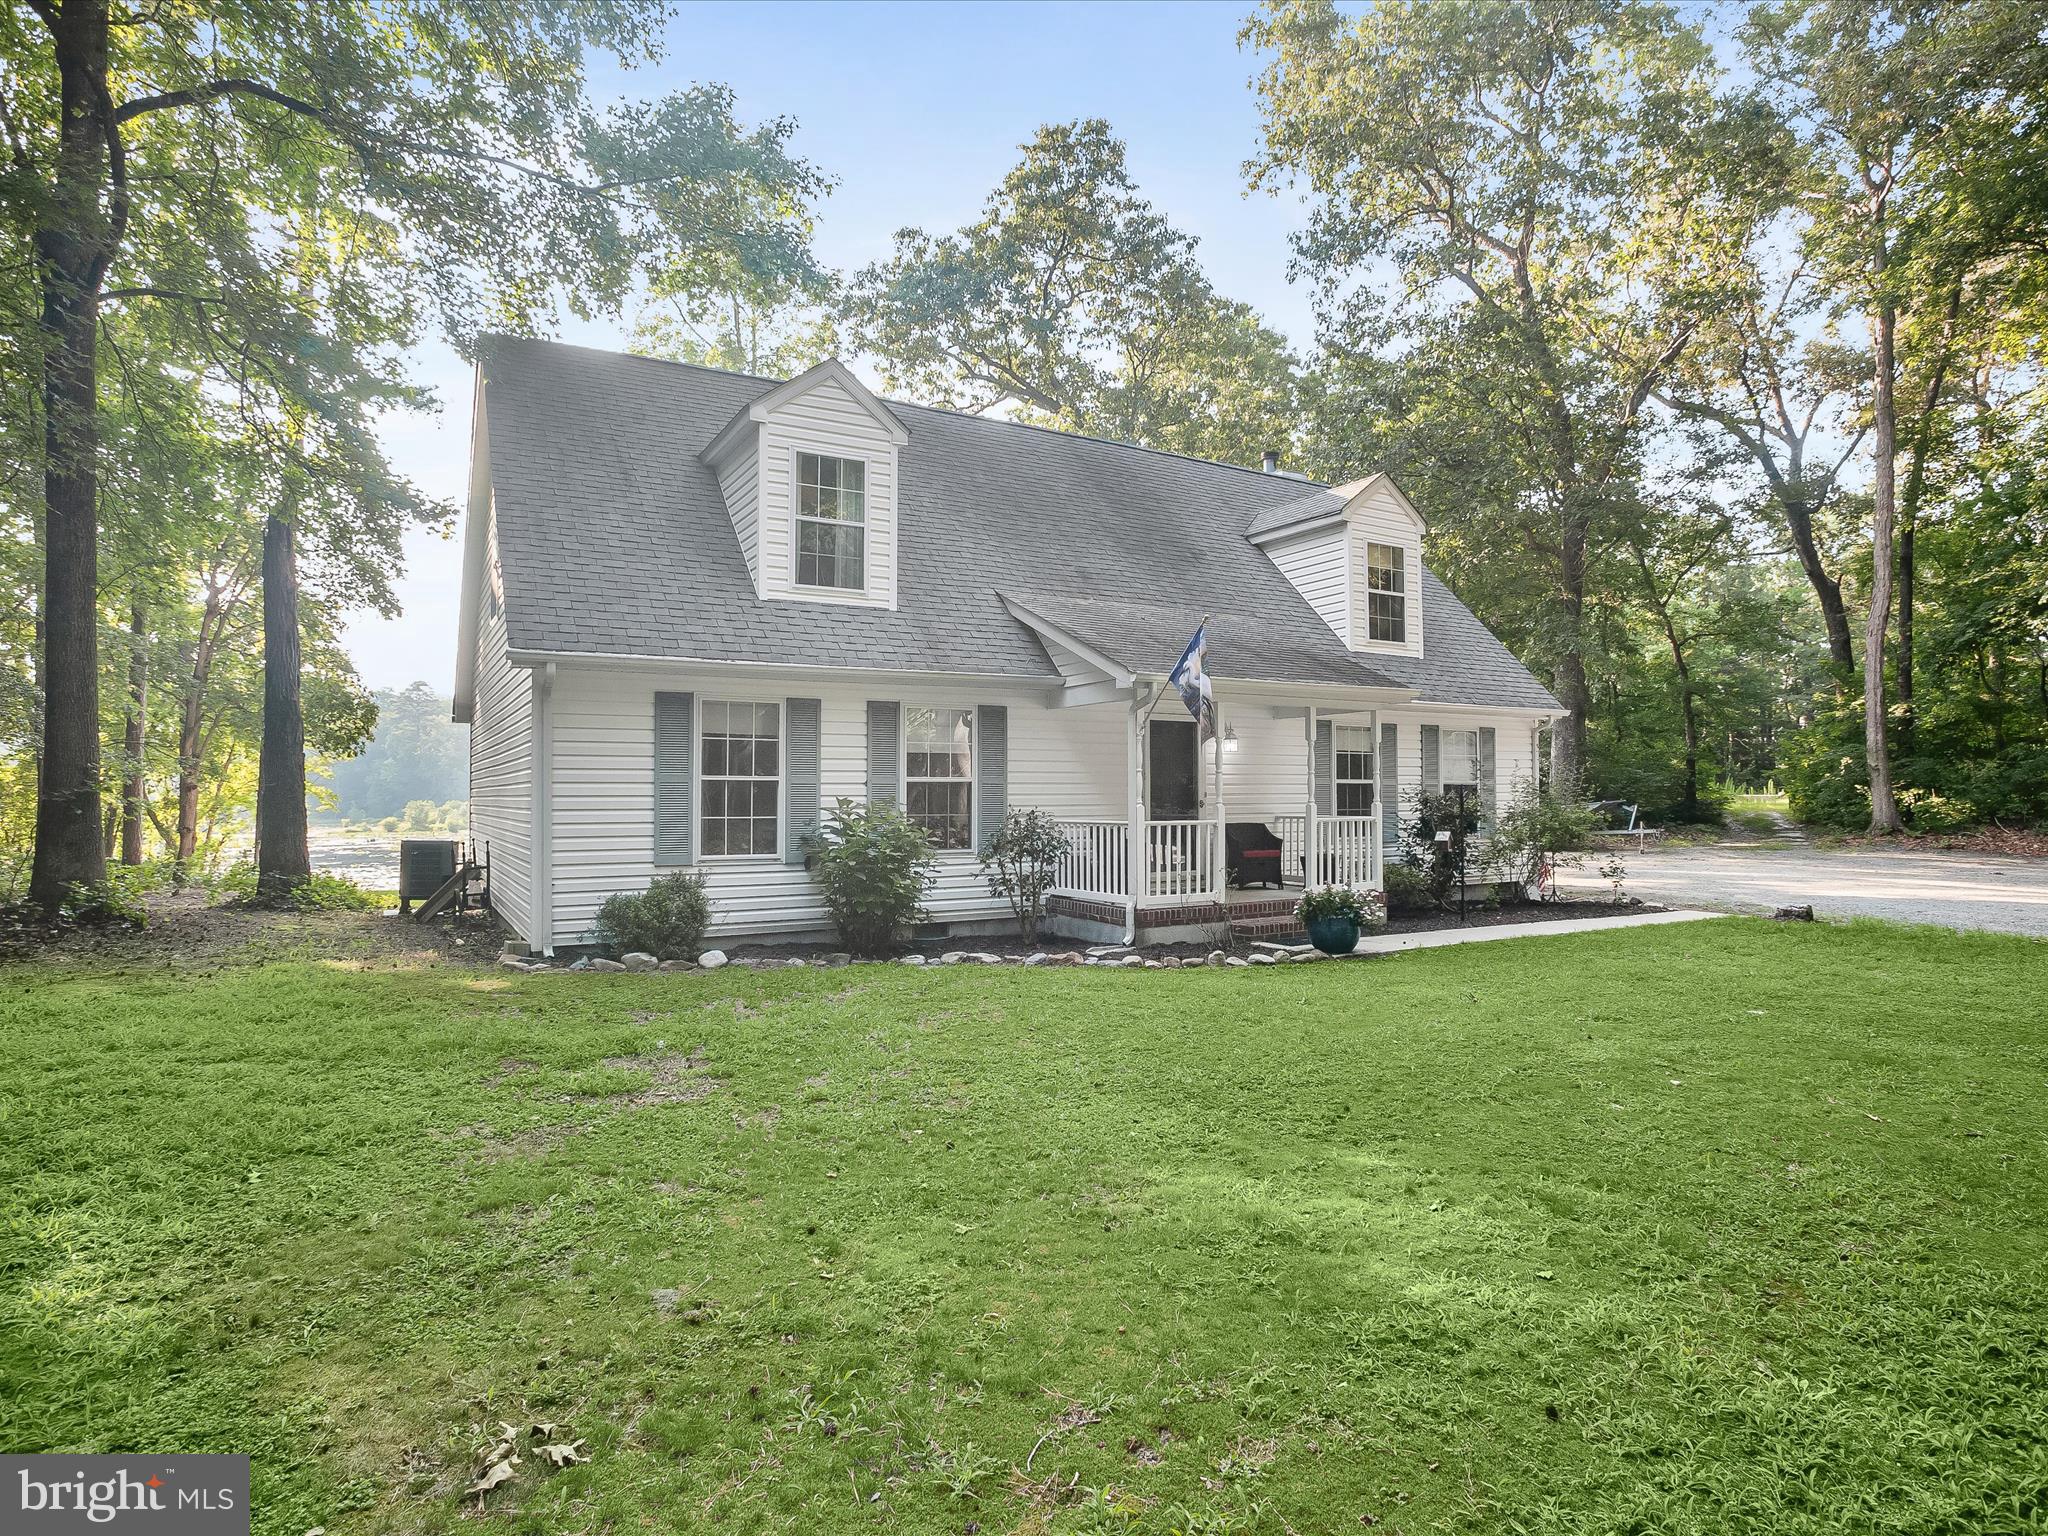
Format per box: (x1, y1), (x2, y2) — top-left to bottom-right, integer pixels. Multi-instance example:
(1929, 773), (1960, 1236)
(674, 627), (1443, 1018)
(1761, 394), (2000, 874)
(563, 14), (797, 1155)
(1040, 813), (1381, 944)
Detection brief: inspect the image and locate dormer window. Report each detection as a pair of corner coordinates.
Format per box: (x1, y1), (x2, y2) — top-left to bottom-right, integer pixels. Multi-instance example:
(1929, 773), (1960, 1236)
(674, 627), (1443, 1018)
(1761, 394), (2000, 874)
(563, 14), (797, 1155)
(1366, 541), (1407, 644)
(796, 452), (867, 591)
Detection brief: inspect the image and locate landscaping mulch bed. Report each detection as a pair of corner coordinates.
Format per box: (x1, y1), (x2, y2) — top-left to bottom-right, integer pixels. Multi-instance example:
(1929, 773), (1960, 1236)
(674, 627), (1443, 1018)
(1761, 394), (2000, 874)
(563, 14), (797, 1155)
(722, 897), (1658, 966)
(1383, 897), (1651, 935)
(0, 888), (497, 971)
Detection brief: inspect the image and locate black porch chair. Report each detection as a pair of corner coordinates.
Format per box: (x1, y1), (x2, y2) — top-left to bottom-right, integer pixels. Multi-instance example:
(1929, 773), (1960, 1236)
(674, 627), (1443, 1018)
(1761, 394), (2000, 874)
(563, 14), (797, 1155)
(1225, 821), (1286, 889)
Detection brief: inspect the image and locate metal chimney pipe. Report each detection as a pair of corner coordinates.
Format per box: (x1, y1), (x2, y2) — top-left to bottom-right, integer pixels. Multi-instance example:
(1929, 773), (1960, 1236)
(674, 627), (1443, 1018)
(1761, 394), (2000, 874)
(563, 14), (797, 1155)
(1261, 449), (1279, 474)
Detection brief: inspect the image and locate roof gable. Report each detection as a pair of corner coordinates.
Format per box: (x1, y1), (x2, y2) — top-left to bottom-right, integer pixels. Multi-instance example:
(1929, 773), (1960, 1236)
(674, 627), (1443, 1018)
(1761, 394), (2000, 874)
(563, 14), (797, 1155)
(1245, 471), (1426, 545)
(468, 336), (1558, 712)
(700, 356), (908, 467)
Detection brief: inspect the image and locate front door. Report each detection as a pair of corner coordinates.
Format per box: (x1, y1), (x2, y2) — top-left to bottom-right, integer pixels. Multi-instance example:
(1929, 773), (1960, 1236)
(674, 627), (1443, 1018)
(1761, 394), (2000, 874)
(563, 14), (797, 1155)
(1148, 719), (1200, 821)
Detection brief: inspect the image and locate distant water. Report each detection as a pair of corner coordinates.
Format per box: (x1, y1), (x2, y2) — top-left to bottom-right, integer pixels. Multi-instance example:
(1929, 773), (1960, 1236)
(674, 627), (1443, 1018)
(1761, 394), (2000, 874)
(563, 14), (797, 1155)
(309, 827), (404, 887)
(215, 824), (458, 889)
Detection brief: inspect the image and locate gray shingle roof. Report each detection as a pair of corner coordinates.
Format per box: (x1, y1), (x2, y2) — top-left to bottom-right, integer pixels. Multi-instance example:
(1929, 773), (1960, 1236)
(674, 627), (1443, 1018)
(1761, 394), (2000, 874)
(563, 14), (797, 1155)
(478, 336), (1559, 710)
(1000, 590), (1403, 689)
(1243, 486), (1348, 539)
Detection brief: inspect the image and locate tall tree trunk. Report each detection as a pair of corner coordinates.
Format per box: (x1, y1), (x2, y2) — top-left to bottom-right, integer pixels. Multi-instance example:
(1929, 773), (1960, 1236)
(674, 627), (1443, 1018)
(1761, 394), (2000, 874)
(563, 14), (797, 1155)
(1779, 495), (1856, 674)
(175, 657), (204, 870)
(1548, 514), (1590, 791)
(1894, 289), (1959, 753)
(1864, 226), (1904, 834)
(120, 602), (148, 864)
(26, 0), (117, 909)
(256, 513), (311, 897)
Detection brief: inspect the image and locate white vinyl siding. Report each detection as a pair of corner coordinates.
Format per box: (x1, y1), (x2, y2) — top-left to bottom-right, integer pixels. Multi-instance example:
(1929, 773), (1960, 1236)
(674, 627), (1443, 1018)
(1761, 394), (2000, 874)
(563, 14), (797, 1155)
(1375, 709), (1539, 837)
(546, 670), (1127, 945)
(760, 376), (899, 609)
(1348, 480), (1424, 657)
(540, 662), (1549, 944)
(1264, 524), (1350, 644)
(714, 445), (761, 585)
(466, 511), (534, 940)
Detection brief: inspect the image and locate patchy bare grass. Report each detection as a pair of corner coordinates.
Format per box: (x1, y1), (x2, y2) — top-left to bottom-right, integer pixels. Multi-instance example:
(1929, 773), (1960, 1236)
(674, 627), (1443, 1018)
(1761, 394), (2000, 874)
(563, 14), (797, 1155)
(1, 915), (2044, 1534)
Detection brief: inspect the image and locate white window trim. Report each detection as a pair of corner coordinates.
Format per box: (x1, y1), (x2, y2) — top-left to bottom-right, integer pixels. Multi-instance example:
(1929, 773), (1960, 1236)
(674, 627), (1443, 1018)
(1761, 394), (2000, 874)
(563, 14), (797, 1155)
(696, 696), (786, 863)
(1440, 728), (1480, 793)
(1334, 725), (1376, 816)
(789, 446), (871, 596)
(901, 704), (976, 853)
(1364, 540), (1408, 646)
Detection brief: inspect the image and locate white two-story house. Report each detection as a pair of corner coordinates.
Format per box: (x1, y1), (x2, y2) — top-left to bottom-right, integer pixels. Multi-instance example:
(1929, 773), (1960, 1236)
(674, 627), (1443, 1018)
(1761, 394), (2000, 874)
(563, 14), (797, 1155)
(453, 338), (1561, 953)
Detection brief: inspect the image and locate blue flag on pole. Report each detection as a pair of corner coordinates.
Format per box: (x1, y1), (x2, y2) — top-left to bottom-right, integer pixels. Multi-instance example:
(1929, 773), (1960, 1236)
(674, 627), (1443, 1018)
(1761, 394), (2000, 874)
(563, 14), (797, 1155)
(1168, 620), (1215, 743)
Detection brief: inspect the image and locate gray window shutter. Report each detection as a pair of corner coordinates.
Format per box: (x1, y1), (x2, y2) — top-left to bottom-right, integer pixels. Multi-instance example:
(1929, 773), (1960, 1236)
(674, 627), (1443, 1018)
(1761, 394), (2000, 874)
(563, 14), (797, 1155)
(1477, 726), (1497, 825)
(1380, 722), (1399, 848)
(653, 691), (694, 866)
(1421, 723), (1441, 796)
(975, 705), (1008, 850)
(1313, 719), (1334, 816)
(785, 698), (821, 865)
(866, 700), (901, 806)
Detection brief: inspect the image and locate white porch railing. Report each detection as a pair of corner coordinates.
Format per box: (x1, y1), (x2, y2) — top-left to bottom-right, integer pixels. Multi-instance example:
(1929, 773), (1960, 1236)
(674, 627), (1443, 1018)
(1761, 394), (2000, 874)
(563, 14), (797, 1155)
(1051, 814), (1379, 907)
(1142, 819), (1219, 901)
(1047, 818), (1220, 902)
(1052, 819), (1130, 902)
(1273, 814), (1382, 891)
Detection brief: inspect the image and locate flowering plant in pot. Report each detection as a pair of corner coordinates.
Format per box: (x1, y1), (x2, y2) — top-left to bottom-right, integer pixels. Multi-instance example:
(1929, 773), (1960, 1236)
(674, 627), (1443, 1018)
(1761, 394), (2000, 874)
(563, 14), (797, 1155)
(1294, 884), (1387, 955)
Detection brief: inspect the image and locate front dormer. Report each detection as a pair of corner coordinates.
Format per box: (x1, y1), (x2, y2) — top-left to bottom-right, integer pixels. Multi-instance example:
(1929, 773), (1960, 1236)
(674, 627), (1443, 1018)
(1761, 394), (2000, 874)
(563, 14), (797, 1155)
(1248, 472), (1425, 660)
(700, 358), (909, 609)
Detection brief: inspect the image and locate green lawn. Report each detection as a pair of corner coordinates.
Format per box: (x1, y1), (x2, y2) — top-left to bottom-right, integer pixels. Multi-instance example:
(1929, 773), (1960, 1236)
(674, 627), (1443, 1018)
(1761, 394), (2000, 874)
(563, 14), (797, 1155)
(2, 919), (2044, 1534)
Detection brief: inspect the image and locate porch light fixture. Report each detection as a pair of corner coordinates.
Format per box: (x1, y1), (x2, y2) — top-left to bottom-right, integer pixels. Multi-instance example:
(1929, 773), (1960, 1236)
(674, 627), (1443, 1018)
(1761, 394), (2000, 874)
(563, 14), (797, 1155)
(1222, 724), (1239, 753)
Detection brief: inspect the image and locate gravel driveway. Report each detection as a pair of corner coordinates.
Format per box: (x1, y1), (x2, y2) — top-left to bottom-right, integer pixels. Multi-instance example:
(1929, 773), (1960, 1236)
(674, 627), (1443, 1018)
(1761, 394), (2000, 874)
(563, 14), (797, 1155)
(1559, 842), (2048, 938)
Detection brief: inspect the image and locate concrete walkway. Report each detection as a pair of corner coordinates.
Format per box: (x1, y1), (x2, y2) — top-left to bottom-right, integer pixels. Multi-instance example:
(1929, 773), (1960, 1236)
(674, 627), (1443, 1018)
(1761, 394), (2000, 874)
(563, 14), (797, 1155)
(1352, 907), (1725, 955)
(1559, 843), (2048, 938)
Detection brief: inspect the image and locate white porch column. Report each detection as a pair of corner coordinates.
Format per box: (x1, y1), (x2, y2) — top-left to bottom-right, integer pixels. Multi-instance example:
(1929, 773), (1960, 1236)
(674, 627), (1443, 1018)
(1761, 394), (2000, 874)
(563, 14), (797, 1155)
(1367, 706), (1381, 890)
(1124, 686), (1146, 943)
(1302, 705), (1318, 889)
(1211, 698), (1226, 903)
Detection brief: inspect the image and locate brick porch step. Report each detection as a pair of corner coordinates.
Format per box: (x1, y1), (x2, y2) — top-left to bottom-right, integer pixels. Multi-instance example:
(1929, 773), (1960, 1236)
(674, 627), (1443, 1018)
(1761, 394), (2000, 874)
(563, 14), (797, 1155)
(1230, 914), (1308, 943)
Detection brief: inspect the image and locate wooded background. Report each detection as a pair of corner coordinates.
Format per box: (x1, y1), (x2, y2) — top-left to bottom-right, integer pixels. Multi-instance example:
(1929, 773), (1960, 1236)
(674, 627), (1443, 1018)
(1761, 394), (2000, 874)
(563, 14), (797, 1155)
(4, 0), (2044, 907)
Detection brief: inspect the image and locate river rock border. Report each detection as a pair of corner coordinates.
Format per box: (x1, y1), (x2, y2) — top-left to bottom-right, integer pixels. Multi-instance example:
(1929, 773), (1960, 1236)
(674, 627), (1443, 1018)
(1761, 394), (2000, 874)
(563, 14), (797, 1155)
(497, 942), (1362, 974)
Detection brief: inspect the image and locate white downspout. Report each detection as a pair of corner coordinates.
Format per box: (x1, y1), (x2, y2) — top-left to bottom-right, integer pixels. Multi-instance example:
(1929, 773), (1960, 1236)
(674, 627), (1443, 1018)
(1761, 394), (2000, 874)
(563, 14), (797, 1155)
(1302, 705), (1319, 888)
(531, 661), (556, 956)
(1124, 685), (1147, 945)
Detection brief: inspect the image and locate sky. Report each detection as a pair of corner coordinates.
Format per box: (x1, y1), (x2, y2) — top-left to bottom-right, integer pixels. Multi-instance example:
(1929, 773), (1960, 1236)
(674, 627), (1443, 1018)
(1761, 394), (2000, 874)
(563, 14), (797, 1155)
(342, 0), (1320, 696)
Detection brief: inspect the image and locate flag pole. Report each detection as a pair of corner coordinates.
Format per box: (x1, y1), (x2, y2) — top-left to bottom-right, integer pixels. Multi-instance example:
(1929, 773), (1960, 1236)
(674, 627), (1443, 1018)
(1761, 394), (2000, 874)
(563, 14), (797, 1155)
(1144, 613), (1211, 730)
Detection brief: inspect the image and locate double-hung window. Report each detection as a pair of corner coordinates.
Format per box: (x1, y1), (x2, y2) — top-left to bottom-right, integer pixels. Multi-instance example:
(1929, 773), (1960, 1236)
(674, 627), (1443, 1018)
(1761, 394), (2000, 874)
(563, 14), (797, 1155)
(904, 707), (973, 850)
(1440, 729), (1479, 798)
(1334, 726), (1376, 815)
(701, 700), (781, 856)
(796, 452), (866, 590)
(1366, 541), (1407, 644)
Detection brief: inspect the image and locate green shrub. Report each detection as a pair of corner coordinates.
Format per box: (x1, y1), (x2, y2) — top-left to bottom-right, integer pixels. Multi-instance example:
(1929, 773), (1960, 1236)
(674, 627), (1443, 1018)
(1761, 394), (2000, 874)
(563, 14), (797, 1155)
(1397, 788), (1481, 911)
(978, 808), (1070, 945)
(1382, 863), (1434, 916)
(60, 867), (155, 927)
(590, 871), (712, 959)
(290, 873), (386, 912)
(803, 798), (937, 956)
(1483, 785), (1600, 895)
(217, 859), (261, 901)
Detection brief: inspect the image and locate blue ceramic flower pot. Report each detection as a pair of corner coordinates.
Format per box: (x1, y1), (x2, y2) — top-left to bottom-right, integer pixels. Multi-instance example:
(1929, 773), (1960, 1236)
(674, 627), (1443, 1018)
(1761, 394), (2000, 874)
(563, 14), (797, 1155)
(1306, 915), (1360, 956)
